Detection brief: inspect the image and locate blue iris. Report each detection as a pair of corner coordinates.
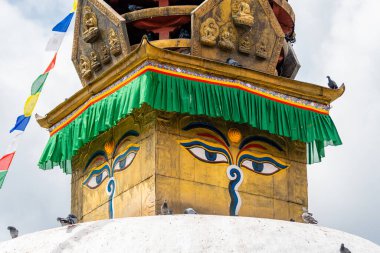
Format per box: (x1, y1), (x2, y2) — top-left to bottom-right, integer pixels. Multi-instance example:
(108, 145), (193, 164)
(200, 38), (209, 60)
(96, 173), (103, 184)
(252, 162), (264, 172)
(119, 158), (126, 169)
(205, 150), (217, 161)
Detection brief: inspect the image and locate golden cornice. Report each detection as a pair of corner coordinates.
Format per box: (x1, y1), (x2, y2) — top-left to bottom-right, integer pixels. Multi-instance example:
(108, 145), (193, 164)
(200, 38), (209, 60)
(37, 38), (344, 129)
(121, 6), (197, 22)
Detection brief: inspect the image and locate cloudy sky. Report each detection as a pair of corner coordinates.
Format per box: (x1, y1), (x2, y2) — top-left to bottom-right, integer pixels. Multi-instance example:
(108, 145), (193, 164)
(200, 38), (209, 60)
(0, 0), (379, 245)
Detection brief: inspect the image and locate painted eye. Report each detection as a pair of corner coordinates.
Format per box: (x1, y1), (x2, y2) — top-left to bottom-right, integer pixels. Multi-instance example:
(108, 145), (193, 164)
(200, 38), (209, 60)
(114, 152), (137, 172)
(241, 160), (280, 175)
(188, 147), (228, 163)
(83, 168), (109, 189)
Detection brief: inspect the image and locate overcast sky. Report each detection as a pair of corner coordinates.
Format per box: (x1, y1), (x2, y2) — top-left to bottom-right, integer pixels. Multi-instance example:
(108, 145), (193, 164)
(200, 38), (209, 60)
(0, 0), (379, 245)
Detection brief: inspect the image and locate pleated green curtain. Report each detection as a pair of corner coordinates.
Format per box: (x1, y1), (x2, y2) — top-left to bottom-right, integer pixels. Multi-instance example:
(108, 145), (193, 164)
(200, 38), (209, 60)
(39, 71), (342, 173)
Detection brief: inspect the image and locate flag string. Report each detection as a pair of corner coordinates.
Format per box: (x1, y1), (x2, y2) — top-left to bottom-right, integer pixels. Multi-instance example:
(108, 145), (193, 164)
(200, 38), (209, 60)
(0, 1), (77, 189)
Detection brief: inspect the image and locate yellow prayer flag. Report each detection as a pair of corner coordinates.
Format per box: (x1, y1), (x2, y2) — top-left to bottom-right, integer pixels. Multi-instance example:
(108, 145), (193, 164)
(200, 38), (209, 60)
(71, 0), (78, 12)
(24, 93), (40, 117)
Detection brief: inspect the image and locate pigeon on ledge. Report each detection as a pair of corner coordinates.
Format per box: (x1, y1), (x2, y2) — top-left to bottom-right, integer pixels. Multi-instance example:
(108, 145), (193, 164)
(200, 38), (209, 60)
(184, 208), (197, 214)
(226, 58), (242, 67)
(327, 76), (339, 89)
(128, 5), (143, 11)
(301, 207), (318, 224)
(57, 214), (78, 226)
(7, 226), (18, 239)
(340, 243), (351, 253)
(160, 200), (173, 215)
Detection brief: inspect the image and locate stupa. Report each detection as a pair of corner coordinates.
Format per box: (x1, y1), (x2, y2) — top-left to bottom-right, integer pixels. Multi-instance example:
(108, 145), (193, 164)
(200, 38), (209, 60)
(33, 0), (345, 223)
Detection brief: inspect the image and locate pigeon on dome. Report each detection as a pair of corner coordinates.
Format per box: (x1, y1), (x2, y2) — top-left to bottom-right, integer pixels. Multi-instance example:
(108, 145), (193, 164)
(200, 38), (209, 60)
(7, 226), (18, 239)
(160, 200), (173, 215)
(340, 243), (352, 253)
(184, 208), (197, 214)
(327, 76), (339, 89)
(57, 214), (78, 226)
(301, 207), (318, 224)
(226, 58), (242, 67)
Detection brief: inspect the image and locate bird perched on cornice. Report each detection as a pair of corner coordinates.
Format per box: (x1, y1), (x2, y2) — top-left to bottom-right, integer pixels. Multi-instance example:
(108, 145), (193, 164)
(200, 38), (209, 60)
(128, 4), (143, 11)
(7, 226), (18, 239)
(160, 200), (173, 215)
(327, 76), (339, 89)
(340, 243), (351, 253)
(226, 58), (242, 67)
(301, 207), (318, 224)
(57, 214), (78, 226)
(184, 208), (197, 214)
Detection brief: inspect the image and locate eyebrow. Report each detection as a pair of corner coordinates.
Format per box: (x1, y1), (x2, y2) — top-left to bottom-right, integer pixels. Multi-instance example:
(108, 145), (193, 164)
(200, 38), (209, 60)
(183, 122), (230, 147)
(84, 151), (108, 171)
(239, 136), (283, 151)
(113, 130), (140, 157)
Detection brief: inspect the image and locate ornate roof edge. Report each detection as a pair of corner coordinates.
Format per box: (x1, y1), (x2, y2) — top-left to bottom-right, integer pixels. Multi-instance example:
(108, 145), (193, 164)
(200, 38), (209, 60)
(37, 37), (345, 129)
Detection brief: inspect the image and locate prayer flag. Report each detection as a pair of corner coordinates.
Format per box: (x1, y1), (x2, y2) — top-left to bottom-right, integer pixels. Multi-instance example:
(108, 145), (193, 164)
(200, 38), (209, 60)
(24, 93), (40, 117)
(44, 53), (57, 74)
(0, 171), (7, 188)
(52, 12), (74, 33)
(72, 0), (78, 12)
(0, 153), (15, 172)
(10, 115), (31, 133)
(45, 33), (66, 52)
(31, 73), (48, 95)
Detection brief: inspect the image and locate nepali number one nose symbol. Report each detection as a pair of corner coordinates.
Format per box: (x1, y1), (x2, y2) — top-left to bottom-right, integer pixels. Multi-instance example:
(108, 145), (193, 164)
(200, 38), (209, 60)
(180, 122), (289, 216)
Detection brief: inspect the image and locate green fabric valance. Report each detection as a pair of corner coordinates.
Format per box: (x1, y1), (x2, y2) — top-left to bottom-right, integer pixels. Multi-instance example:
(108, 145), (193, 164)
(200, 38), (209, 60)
(39, 71), (342, 173)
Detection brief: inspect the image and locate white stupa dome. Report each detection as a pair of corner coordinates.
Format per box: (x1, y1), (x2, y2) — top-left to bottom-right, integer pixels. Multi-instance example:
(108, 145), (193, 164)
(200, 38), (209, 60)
(1, 215), (379, 253)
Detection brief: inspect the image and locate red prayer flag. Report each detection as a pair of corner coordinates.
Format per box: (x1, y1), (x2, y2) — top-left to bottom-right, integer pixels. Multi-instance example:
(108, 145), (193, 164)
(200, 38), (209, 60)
(43, 53), (57, 74)
(0, 152), (15, 172)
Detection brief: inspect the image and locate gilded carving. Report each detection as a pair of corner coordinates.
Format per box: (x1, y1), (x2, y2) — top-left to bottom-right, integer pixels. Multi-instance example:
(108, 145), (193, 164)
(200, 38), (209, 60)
(238, 32), (253, 54)
(218, 23), (236, 51)
(99, 42), (111, 65)
(82, 6), (99, 43)
(256, 31), (270, 59)
(90, 51), (101, 72)
(200, 18), (219, 47)
(232, 0), (255, 27)
(80, 54), (92, 80)
(108, 28), (122, 56)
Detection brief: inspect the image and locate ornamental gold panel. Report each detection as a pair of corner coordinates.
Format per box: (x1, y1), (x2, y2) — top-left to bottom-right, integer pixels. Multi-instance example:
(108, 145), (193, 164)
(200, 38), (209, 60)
(192, 0), (284, 75)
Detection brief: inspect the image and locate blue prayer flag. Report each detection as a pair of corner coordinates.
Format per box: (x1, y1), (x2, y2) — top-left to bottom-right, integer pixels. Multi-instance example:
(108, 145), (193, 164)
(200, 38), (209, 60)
(52, 12), (74, 33)
(10, 115), (31, 133)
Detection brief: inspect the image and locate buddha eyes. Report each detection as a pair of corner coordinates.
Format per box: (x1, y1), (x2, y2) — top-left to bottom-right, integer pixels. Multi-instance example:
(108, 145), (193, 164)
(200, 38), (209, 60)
(83, 166), (110, 189)
(180, 140), (230, 164)
(238, 154), (288, 175)
(187, 147), (228, 163)
(113, 147), (139, 172)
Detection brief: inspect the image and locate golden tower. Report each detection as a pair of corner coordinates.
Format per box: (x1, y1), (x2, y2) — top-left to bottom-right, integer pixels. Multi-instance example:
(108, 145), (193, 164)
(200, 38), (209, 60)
(37, 0), (344, 222)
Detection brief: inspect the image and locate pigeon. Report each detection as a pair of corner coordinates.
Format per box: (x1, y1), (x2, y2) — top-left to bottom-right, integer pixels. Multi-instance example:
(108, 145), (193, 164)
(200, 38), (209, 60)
(178, 28), (191, 39)
(7, 226), (18, 239)
(226, 58), (242, 67)
(184, 208), (197, 214)
(57, 214), (78, 226)
(340, 243), (351, 253)
(289, 218), (295, 222)
(128, 5), (143, 11)
(160, 200), (173, 215)
(327, 76), (339, 89)
(301, 207), (318, 224)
